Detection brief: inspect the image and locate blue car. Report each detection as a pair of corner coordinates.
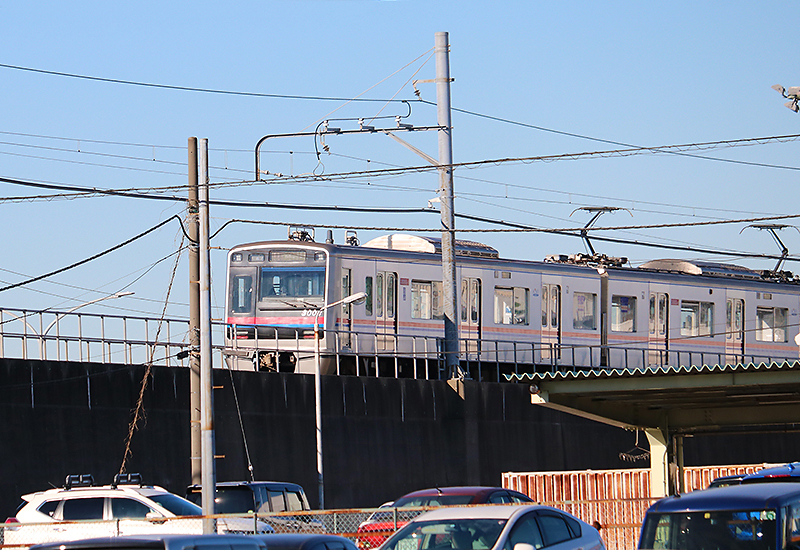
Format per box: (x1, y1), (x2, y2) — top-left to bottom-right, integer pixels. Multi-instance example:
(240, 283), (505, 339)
(638, 483), (800, 550)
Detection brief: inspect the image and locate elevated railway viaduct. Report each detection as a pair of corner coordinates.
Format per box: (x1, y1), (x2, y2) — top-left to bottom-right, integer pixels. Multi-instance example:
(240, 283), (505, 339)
(2, 357), (800, 519)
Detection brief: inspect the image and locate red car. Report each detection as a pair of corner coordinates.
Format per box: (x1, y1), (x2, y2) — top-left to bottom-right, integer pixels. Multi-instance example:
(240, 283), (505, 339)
(355, 486), (533, 549)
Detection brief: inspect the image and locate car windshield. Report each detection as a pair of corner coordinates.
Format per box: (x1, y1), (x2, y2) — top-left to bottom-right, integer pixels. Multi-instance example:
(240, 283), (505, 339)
(149, 493), (203, 516)
(213, 487), (257, 514)
(639, 510), (778, 550)
(382, 519), (507, 550)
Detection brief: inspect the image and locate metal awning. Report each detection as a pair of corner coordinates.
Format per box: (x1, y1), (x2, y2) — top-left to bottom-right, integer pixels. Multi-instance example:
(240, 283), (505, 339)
(506, 361), (800, 434)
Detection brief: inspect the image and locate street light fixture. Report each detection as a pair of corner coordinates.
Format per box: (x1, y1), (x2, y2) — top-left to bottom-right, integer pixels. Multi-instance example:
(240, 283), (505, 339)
(772, 84), (800, 113)
(43, 291), (135, 337)
(314, 291), (367, 509)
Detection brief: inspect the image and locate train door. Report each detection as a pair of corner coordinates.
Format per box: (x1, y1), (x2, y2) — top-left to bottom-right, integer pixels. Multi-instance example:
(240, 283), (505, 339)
(648, 292), (669, 366)
(725, 297), (745, 365)
(460, 278), (481, 355)
(376, 271), (397, 351)
(541, 283), (561, 360)
(340, 268), (352, 347)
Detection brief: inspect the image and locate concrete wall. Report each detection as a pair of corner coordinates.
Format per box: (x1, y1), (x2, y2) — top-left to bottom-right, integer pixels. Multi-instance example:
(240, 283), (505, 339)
(1, 358), (799, 519)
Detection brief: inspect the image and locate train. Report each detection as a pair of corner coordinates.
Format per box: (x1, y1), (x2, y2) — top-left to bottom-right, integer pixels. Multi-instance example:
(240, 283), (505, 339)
(223, 227), (800, 380)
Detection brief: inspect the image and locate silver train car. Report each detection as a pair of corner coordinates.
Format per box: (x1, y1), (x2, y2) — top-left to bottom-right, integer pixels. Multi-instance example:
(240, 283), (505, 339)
(224, 230), (800, 380)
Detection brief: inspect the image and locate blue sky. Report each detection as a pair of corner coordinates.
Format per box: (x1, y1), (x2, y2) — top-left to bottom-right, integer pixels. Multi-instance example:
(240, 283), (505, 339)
(2, 1), (799, 320)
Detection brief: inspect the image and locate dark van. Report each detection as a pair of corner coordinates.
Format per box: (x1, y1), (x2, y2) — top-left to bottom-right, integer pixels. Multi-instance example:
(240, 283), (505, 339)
(186, 481), (310, 514)
(638, 482), (800, 550)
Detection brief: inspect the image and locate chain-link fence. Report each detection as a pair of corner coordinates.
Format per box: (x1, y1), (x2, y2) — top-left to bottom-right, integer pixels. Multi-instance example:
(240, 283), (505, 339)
(1, 504), (637, 550)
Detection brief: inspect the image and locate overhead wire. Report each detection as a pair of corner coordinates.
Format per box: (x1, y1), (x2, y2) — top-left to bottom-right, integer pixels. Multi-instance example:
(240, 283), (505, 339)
(0, 62), (412, 103)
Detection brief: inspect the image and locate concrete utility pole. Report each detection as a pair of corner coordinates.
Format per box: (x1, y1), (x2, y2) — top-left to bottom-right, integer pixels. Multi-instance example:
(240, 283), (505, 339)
(198, 138), (217, 533)
(188, 137), (201, 485)
(435, 31), (461, 379)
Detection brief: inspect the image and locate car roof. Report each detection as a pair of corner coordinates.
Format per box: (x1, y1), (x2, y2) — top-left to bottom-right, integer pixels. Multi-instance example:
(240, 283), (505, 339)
(251, 534), (356, 550)
(399, 486), (518, 498)
(23, 485), (169, 501)
(31, 534), (267, 550)
(647, 482), (800, 513)
(409, 504), (553, 521)
(743, 462), (800, 481)
(187, 481), (304, 490)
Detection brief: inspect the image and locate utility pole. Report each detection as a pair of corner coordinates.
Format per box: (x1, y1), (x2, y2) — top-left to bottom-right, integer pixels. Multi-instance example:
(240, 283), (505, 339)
(188, 138), (201, 485)
(198, 138), (217, 533)
(435, 31), (461, 379)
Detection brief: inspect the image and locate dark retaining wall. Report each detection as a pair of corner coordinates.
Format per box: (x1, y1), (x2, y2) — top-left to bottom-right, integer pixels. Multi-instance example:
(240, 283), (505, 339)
(1, 358), (799, 519)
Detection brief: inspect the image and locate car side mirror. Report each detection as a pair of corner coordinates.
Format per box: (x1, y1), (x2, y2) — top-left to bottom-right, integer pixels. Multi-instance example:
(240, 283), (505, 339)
(146, 511), (164, 519)
(514, 543), (536, 550)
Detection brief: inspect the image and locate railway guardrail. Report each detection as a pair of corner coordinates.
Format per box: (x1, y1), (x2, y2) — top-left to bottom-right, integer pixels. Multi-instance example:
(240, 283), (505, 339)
(0, 307), (795, 379)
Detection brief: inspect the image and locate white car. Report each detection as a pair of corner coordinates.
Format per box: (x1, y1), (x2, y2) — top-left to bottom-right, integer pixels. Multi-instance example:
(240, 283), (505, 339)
(6, 474), (272, 546)
(377, 504), (605, 550)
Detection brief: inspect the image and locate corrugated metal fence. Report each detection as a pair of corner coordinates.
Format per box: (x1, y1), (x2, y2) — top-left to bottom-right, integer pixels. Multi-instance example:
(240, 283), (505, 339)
(503, 463), (774, 550)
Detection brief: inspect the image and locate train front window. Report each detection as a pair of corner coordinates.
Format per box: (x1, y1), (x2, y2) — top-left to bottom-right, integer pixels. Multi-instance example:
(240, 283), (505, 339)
(260, 267), (325, 299)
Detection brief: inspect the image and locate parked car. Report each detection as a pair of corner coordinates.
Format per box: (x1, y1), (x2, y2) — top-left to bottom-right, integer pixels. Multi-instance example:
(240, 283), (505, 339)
(30, 534), (269, 550)
(638, 482), (800, 550)
(5, 474), (272, 546)
(379, 504), (604, 550)
(185, 481), (322, 532)
(356, 487), (533, 548)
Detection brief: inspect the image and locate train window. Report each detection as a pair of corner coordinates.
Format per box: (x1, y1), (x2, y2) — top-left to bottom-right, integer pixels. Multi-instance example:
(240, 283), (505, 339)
(386, 273), (396, 319)
(259, 267), (325, 298)
(494, 287), (529, 325)
(611, 295), (637, 332)
(230, 275), (253, 314)
(412, 282), (433, 319)
(681, 301), (714, 337)
(541, 286), (548, 326)
(756, 307), (788, 342)
(365, 277), (373, 316)
(376, 273), (384, 317)
(573, 292), (597, 330)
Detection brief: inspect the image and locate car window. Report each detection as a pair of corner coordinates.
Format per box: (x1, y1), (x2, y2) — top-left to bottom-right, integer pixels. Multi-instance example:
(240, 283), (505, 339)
(505, 513), (544, 550)
(268, 490), (285, 512)
(286, 490), (305, 511)
(110, 497), (153, 519)
(536, 514), (572, 546)
(37, 500), (59, 518)
(255, 486), (270, 513)
(487, 491), (511, 504)
(61, 497), (105, 520)
(509, 492), (533, 504)
(149, 493), (202, 516)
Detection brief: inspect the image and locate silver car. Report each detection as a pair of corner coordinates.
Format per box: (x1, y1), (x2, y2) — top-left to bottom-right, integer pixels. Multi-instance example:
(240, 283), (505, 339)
(378, 504), (604, 550)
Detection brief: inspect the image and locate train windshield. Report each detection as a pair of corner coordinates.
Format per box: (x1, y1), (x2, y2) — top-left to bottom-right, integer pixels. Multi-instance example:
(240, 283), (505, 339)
(260, 267), (325, 299)
(639, 510), (778, 550)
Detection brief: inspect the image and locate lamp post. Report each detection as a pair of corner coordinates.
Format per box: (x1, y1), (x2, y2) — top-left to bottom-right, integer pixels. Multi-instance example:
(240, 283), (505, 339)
(314, 291), (367, 509)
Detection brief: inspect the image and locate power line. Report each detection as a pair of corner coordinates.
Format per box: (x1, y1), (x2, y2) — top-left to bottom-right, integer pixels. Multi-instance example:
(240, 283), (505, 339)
(0, 63), (412, 103)
(0, 216), (186, 294)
